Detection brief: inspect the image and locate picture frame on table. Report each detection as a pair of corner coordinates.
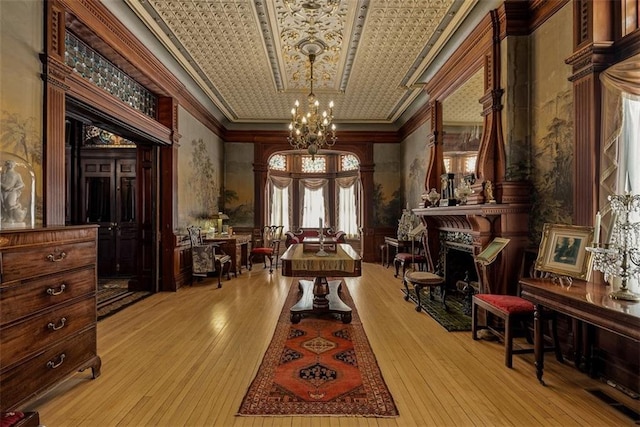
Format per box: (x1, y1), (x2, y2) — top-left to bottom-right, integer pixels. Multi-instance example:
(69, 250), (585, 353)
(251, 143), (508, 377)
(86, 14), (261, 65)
(535, 223), (594, 281)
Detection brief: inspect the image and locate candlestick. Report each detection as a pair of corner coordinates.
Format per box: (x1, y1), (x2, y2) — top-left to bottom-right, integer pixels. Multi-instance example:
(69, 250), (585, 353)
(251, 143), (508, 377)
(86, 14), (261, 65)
(594, 211), (601, 244)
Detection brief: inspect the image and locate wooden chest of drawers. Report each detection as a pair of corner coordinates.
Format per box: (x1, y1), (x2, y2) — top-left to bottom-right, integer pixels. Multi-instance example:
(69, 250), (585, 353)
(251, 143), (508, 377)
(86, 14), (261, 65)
(0, 226), (101, 411)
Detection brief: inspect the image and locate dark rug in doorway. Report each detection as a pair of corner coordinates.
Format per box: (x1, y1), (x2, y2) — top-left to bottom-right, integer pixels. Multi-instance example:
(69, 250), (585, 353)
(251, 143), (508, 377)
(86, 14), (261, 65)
(401, 288), (471, 332)
(97, 278), (150, 321)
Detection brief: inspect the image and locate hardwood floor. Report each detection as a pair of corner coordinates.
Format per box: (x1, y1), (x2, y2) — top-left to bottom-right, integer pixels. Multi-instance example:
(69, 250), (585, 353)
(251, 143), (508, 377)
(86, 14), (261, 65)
(28, 262), (638, 426)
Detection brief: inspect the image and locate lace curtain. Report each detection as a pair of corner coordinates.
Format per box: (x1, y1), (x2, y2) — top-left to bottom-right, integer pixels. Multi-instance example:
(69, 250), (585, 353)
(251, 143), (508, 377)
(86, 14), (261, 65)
(599, 54), (640, 239)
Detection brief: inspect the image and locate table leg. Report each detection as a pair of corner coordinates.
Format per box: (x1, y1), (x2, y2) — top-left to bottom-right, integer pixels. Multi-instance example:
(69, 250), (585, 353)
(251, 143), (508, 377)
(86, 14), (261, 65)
(312, 277), (330, 310)
(534, 304), (545, 385)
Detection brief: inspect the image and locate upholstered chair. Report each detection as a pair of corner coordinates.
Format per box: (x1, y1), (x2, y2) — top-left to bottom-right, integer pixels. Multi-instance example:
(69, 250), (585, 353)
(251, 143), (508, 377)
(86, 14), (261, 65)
(187, 226), (231, 287)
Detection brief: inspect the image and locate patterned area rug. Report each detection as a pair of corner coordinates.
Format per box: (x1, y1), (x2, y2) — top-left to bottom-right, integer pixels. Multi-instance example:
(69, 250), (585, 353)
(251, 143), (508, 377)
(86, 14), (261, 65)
(238, 280), (398, 417)
(97, 278), (150, 321)
(401, 288), (472, 332)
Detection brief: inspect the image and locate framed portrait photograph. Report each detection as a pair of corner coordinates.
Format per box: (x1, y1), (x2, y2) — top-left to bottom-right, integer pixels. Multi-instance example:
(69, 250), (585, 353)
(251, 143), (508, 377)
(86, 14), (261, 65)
(535, 223), (594, 280)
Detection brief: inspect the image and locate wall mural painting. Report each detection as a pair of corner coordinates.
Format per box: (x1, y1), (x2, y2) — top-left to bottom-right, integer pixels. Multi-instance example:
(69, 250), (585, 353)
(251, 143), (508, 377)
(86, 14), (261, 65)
(189, 138), (220, 225)
(0, 111), (42, 228)
(407, 156), (426, 209)
(373, 144), (402, 227)
(224, 142), (254, 227)
(530, 90), (574, 242)
(402, 125), (429, 212)
(372, 182), (402, 228)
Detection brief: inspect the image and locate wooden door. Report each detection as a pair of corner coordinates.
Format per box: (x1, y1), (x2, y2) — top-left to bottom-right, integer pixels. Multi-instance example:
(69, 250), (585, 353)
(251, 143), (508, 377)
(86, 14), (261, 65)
(81, 150), (138, 277)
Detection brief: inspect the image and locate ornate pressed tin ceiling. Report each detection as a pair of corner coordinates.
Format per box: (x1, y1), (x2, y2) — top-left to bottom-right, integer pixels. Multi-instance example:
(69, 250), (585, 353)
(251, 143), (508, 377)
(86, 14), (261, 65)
(123, 0), (483, 125)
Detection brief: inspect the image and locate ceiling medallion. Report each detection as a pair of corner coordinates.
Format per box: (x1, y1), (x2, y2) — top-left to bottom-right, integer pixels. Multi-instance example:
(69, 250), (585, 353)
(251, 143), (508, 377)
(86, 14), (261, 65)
(283, 0), (340, 20)
(288, 52), (336, 159)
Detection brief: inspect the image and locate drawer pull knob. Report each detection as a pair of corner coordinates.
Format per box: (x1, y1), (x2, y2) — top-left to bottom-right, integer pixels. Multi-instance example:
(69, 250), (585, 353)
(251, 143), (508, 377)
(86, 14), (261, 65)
(47, 251), (67, 262)
(48, 317), (67, 331)
(47, 284), (66, 296)
(47, 353), (66, 369)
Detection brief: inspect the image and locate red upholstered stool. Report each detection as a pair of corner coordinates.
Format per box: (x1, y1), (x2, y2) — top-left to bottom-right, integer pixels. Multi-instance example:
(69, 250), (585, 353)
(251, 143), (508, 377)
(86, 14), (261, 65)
(1, 412), (40, 427)
(472, 294), (562, 368)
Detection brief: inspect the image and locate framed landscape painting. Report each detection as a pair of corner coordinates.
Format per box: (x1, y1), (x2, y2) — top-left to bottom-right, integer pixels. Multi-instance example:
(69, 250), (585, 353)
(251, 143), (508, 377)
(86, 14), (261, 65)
(535, 223), (594, 280)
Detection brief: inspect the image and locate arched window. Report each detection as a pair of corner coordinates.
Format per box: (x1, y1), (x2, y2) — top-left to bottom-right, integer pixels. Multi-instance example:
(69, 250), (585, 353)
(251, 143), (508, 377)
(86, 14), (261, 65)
(266, 152), (361, 236)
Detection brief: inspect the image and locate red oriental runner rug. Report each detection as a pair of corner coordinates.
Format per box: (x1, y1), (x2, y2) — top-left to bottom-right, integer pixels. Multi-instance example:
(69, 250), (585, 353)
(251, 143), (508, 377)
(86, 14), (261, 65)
(238, 279), (398, 417)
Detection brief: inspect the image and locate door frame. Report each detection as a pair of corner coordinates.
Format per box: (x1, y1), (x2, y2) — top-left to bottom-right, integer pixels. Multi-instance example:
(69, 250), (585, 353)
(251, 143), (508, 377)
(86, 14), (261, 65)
(66, 114), (162, 293)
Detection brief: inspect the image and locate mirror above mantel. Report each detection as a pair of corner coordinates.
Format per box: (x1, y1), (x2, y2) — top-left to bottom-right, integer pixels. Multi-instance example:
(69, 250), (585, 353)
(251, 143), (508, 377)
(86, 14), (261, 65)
(441, 68), (484, 186)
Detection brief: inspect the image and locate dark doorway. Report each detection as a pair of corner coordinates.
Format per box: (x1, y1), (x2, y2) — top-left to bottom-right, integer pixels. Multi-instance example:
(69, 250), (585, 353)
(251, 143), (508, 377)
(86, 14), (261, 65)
(80, 149), (138, 278)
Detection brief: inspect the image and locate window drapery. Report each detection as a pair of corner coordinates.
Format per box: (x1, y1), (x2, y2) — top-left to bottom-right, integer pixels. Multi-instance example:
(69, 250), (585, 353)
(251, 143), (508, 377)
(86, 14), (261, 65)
(599, 54), (640, 292)
(336, 175), (360, 238)
(300, 178), (328, 228)
(266, 175), (291, 231)
(600, 54), (640, 234)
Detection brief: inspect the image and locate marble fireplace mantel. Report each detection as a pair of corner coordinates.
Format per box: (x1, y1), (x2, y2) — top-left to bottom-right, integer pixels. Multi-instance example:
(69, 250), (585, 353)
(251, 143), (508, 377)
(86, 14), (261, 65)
(413, 203), (531, 295)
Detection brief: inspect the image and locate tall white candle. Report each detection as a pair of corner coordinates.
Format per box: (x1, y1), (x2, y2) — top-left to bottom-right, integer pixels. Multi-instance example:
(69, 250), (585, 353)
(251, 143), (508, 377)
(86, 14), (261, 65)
(594, 211), (601, 244)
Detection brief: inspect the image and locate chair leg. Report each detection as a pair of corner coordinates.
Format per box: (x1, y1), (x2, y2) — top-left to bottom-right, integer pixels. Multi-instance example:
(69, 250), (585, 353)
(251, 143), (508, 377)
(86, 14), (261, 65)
(217, 266), (223, 288)
(403, 278), (411, 301)
(414, 284), (423, 312)
(504, 315), (513, 368)
(267, 255), (274, 273)
(394, 259), (400, 277)
(472, 300), (479, 340)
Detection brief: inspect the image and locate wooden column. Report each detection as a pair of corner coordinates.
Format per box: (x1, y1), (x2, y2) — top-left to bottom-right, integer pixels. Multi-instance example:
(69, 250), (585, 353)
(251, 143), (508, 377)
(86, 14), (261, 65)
(565, 0), (616, 226)
(158, 97), (180, 291)
(42, 0), (70, 225)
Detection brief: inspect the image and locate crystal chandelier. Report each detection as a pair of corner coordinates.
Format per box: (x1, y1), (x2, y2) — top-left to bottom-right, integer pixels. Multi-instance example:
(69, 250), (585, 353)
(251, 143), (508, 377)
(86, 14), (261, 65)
(288, 53), (336, 159)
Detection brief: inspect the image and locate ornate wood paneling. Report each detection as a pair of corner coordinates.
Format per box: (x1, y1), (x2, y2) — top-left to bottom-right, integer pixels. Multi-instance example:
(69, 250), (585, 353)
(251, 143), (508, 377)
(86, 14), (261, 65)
(43, 1), (71, 226)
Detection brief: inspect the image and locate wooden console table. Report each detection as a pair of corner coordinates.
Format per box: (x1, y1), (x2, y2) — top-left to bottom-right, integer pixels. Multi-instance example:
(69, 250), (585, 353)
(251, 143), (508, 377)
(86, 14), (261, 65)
(203, 234), (251, 276)
(383, 237), (412, 268)
(519, 277), (640, 385)
(281, 243), (361, 324)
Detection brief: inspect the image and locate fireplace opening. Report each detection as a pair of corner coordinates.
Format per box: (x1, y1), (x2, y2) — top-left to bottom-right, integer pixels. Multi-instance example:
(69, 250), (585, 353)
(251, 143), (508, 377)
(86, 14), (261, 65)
(439, 238), (479, 315)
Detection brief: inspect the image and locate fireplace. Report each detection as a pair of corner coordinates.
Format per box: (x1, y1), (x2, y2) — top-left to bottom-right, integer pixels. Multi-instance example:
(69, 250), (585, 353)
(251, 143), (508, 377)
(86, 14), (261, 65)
(414, 202), (530, 296)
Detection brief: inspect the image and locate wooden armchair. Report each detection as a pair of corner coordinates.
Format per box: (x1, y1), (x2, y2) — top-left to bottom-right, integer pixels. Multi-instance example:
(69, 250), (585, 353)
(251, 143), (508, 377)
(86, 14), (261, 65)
(187, 226), (231, 288)
(394, 227), (430, 279)
(249, 225), (284, 273)
(400, 224), (446, 311)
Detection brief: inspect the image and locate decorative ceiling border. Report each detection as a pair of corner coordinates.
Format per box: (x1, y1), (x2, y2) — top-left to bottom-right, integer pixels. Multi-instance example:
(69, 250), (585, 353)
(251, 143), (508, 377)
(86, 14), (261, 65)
(129, 0), (238, 120)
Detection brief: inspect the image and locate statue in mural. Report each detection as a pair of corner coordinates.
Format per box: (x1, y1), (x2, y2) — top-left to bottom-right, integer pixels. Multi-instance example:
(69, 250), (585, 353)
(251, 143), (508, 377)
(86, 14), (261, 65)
(1, 160), (27, 224)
